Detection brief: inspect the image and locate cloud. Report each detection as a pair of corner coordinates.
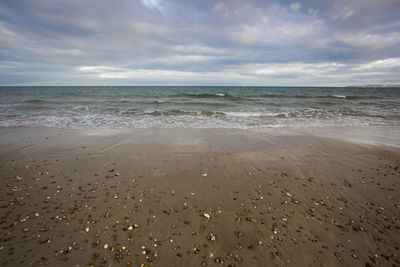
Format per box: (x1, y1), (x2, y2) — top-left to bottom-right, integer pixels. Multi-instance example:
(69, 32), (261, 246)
(140, 0), (164, 12)
(290, 2), (302, 12)
(308, 8), (318, 15)
(77, 66), (128, 72)
(332, 5), (357, 20)
(72, 57), (400, 86)
(0, 0), (399, 85)
(355, 57), (400, 70)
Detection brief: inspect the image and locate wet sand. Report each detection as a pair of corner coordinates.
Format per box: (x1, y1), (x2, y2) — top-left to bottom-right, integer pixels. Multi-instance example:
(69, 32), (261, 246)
(0, 126), (399, 266)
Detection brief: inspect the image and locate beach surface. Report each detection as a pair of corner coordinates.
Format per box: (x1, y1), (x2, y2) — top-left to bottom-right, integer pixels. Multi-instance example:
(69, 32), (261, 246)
(0, 126), (399, 266)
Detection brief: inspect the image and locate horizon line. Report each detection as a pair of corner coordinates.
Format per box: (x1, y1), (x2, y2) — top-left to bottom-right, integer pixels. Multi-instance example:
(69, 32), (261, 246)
(1, 84), (400, 88)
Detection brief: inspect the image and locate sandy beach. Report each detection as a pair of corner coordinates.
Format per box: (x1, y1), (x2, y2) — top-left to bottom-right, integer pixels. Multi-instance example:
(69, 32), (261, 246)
(0, 126), (399, 267)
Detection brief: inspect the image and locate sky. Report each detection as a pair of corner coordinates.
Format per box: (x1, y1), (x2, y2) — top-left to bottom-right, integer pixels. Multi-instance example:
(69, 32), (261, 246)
(0, 0), (399, 86)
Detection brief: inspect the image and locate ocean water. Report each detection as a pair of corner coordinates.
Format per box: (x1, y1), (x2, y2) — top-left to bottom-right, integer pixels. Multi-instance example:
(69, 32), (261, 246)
(0, 86), (399, 129)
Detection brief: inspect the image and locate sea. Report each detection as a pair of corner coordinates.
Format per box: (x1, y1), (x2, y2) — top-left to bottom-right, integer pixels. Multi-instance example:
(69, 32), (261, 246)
(0, 86), (399, 129)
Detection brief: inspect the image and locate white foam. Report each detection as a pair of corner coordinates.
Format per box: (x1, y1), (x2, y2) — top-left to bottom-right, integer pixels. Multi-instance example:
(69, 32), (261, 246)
(224, 111), (291, 118)
(224, 112), (263, 117)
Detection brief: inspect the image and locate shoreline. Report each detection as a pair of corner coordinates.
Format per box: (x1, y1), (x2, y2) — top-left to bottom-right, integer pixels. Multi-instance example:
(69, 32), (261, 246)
(0, 126), (399, 266)
(1, 124), (399, 151)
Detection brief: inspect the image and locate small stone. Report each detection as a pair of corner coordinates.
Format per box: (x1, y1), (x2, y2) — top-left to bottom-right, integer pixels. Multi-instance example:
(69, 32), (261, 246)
(245, 217), (256, 222)
(203, 213), (211, 220)
(85, 227), (89, 232)
(214, 257), (224, 264)
(234, 231), (243, 238)
(104, 244), (108, 249)
(235, 254), (242, 262)
(95, 229), (101, 238)
(210, 233), (216, 241)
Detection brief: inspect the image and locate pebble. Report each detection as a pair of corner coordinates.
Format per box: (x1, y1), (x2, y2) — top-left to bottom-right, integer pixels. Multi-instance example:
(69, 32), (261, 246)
(235, 254), (242, 262)
(210, 233), (216, 241)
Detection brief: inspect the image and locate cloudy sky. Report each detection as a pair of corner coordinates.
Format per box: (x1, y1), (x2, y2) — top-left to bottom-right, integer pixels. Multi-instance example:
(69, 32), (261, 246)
(0, 0), (399, 86)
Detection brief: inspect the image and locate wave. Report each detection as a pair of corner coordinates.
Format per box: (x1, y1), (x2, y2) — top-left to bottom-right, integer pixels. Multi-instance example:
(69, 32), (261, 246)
(133, 100), (234, 107)
(128, 109), (226, 117)
(256, 94), (308, 99)
(332, 95), (346, 98)
(179, 93), (236, 99)
(224, 111), (297, 118)
(146, 110), (198, 116)
(119, 108), (143, 115)
(2, 112), (398, 129)
(141, 110), (297, 118)
(329, 95), (383, 100)
(247, 94), (384, 100)
(23, 99), (51, 104)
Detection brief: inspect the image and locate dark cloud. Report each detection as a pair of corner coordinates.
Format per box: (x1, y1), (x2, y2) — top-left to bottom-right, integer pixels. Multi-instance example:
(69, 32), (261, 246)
(0, 0), (399, 85)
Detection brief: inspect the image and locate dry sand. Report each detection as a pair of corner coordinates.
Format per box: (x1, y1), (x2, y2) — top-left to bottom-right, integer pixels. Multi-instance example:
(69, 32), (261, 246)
(0, 126), (399, 267)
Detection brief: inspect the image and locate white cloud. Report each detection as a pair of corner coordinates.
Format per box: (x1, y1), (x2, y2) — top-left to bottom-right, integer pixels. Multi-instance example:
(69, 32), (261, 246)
(0, 21), (24, 49)
(77, 66), (128, 72)
(332, 5), (357, 20)
(213, 3), (227, 12)
(170, 45), (228, 56)
(75, 58), (399, 85)
(212, 1), (253, 18)
(231, 18), (324, 45)
(1, 0), (400, 86)
(240, 62), (347, 76)
(355, 57), (400, 70)
(290, 2), (302, 12)
(140, 0), (164, 12)
(308, 8), (318, 15)
(231, 25), (263, 44)
(149, 55), (218, 65)
(336, 31), (400, 49)
(11, 56), (399, 86)
(0, 22), (17, 37)
(76, 65), (250, 84)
